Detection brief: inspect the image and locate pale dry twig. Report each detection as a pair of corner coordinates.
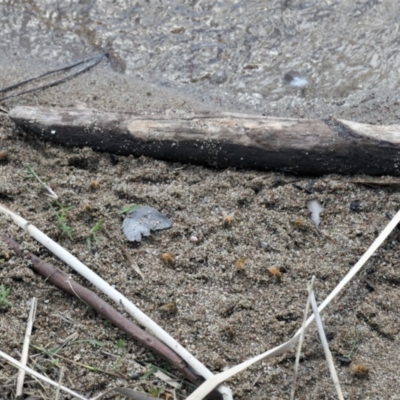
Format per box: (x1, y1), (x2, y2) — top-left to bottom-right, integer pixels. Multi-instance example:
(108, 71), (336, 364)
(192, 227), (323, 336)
(0, 350), (87, 400)
(311, 290), (343, 400)
(290, 276), (314, 400)
(16, 297), (37, 397)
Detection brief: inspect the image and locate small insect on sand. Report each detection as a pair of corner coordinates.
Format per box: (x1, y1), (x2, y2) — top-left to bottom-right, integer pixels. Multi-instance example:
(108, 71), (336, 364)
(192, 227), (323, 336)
(160, 302), (177, 314)
(82, 203), (92, 212)
(161, 252), (176, 266)
(352, 363), (369, 377)
(268, 266), (282, 281)
(235, 258), (246, 273)
(293, 218), (307, 230)
(90, 180), (100, 190)
(222, 211), (235, 227)
(224, 326), (236, 338)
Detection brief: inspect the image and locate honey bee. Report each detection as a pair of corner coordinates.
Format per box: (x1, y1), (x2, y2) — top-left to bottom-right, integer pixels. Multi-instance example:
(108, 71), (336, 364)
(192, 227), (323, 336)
(162, 253), (176, 266)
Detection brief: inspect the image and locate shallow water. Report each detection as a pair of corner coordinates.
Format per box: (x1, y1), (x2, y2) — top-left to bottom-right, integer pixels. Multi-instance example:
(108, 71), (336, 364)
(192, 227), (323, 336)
(1, 0), (400, 119)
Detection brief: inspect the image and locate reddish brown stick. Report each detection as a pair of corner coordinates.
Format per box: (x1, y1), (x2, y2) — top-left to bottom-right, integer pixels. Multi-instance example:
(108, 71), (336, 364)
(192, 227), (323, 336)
(1, 236), (222, 400)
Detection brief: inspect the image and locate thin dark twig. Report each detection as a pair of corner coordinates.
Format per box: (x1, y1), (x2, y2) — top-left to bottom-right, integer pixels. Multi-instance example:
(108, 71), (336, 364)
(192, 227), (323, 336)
(0, 54), (107, 102)
(0, 53), (107, 93)
(1, 235), (223, 400)
(292, 183), (313, 195)
(350, 179), (400, 187)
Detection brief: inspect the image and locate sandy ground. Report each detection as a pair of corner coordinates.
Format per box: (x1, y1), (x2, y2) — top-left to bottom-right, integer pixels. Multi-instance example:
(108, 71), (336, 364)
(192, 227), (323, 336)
(1, 59), (400, 400)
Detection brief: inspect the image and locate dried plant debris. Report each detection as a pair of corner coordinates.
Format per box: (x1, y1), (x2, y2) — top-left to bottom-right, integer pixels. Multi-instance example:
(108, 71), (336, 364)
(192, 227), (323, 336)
(307, 199), (323, 227)
(122, 206), (172, 242)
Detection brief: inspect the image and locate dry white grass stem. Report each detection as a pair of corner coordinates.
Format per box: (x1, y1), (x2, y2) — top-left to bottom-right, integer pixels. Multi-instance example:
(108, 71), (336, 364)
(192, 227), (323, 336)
(311, 290), (343, 400)
(290, 276), (315, 400)
(120, 242), (144, 279)
(25, 164), (58, 200)
(104, 230), (144, 279)
(185, 209), (400, 400)
(0, 350), (87, 400)
(55, 366), (64, 400)
(16, 297), (37, 397)
(0, 203), (232, 400)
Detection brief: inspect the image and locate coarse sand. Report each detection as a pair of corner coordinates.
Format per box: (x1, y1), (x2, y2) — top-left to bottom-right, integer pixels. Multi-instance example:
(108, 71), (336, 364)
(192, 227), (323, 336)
(1, 59), (400, 400)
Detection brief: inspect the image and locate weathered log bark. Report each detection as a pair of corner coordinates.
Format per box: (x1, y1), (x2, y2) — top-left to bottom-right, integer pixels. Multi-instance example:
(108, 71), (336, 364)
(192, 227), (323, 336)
(9, 106), (400, 176)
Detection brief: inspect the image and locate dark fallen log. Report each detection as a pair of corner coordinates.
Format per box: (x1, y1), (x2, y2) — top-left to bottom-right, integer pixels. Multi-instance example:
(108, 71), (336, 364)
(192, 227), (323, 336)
(9, 106), (400, 176)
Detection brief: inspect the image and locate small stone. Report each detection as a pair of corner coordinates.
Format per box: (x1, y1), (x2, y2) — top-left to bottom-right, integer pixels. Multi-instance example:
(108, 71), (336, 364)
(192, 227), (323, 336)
(160, 302), (177, 314)
(210, 70), (227, 84)
(0, 151), (8, 161)
(283, 71), (308, 88)
(338, 356), (351, 365)
(170, 26), (185, 34)
(130, 371), (140, 380)
(350, 200), (362, 212)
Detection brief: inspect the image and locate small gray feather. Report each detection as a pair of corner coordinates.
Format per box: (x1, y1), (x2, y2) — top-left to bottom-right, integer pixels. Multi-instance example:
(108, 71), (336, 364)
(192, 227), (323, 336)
(307, 199), (323, 227)
(122, 206), (172, 242)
